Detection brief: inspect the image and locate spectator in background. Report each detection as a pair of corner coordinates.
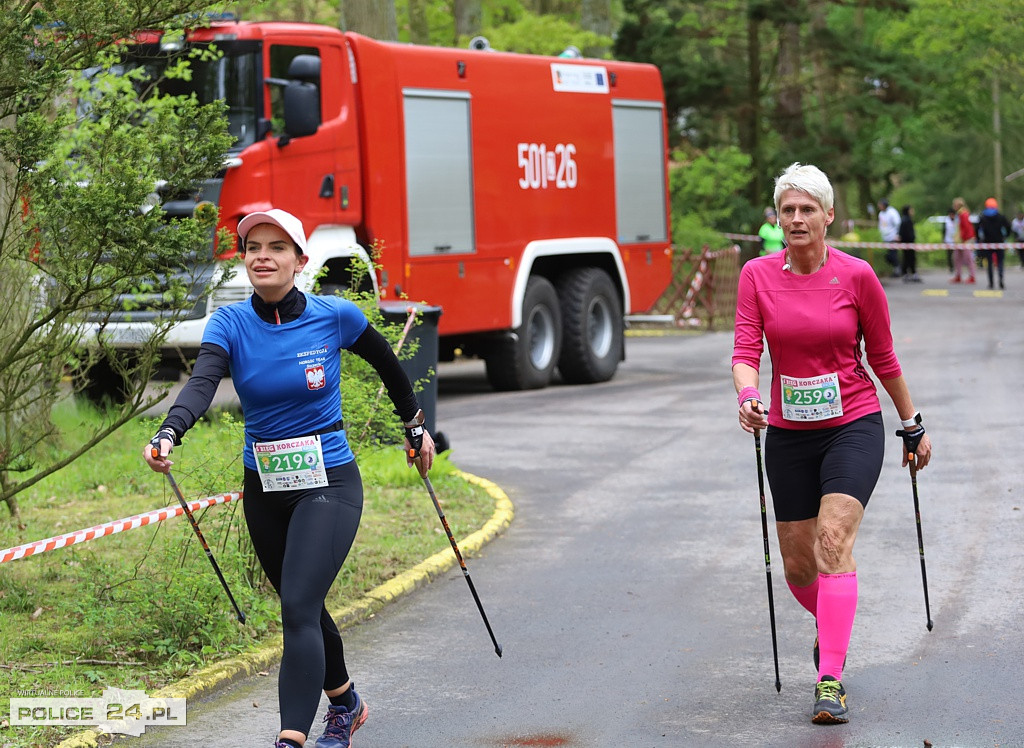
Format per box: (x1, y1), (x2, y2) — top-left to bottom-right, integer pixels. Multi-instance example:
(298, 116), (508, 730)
(942, 207), (957, 273)
(877, 198), (902, 277)
(977, 197), (1011, 290)
(1011, 210), (1024, 269)
(951, 197), (977, 284)
(898, 205), (920, 282)
(759, 208), (786, 255)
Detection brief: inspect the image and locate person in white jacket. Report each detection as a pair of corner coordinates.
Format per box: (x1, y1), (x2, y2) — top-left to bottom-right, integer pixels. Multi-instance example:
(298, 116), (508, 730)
(877, 198), (902, 277)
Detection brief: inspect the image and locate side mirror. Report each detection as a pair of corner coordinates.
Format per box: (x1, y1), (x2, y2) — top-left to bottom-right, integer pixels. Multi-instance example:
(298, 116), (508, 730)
(283, 81), (320, 140)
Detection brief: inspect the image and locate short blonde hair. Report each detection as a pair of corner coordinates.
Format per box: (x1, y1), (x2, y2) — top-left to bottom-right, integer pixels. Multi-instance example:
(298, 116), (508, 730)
(773, 162), (834, 214)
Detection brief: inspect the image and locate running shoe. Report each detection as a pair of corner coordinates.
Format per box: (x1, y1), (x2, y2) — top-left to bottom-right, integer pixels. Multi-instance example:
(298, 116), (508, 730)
(812, 675), (849, 724)
(315, 687), (369, 748)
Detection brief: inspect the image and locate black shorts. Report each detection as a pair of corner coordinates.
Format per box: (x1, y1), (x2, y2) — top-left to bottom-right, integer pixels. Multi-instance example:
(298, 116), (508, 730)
(764, 412), (884, 522)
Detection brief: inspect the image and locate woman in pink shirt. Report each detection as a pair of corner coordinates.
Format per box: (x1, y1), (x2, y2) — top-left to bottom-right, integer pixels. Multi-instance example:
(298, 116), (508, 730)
(732, 163), (932, 725)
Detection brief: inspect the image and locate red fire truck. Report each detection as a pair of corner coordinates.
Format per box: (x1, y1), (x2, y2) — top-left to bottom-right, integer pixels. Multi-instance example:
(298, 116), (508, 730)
(97, 19), (671, 394)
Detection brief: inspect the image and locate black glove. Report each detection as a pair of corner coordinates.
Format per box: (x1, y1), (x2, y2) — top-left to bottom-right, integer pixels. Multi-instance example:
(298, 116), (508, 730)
(895, 424), (925, 455)
(403, 409), (424, 458)
(149, 426), (178, 457)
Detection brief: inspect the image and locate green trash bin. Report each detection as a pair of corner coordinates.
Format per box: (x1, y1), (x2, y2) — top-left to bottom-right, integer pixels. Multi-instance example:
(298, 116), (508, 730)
(378, 301), (446, 452)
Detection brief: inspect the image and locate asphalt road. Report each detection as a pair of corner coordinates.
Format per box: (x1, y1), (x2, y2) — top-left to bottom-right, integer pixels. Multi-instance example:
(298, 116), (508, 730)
(119, 267), (1024, 748)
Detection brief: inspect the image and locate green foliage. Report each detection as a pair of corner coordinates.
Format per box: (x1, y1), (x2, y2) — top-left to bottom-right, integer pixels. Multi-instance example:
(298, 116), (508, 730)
(877, 0), (1024, 215)
(0, 4), (233, 517)
(472, 13), (612, 56)
(669, 145), (753, 249)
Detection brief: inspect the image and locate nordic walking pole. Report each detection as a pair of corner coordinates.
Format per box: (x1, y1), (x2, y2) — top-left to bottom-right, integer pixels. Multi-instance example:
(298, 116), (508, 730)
(752, 403), (781, 692)
(418, 464), (502, 657)
(152, 449), (247, 624)
(908, 453), (933, 631)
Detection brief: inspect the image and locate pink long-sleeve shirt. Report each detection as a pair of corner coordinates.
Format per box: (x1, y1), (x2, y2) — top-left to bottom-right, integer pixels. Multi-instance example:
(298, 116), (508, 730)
(732, 247), (902, 430)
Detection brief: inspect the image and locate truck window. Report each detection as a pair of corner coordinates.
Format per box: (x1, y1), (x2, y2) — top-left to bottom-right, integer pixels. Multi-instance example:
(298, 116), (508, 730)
(269, 45), (320, 134)
(81, 42), (260, 150)
(612, 101), (668, 244)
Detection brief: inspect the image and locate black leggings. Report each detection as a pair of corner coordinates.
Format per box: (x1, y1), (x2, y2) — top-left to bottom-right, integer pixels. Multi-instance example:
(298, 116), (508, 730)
(983, 248), (1005, 286)
(901, 247), (917, 276)
(243, 461), (363, 736)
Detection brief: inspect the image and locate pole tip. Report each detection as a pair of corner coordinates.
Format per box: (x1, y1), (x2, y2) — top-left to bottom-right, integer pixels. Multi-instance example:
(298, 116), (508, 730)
(927, 620), (933, 631)
(775, 680), (781, 693)
(495, 645), (503, 658)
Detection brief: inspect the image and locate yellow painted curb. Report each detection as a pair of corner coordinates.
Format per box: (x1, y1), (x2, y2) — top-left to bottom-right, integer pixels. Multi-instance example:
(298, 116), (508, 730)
(53, 470), (513, 748)
(625, 328), (704, 337)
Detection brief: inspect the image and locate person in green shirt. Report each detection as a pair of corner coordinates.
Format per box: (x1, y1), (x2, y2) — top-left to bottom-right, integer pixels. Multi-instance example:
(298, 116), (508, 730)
(759, 208), (786, 255)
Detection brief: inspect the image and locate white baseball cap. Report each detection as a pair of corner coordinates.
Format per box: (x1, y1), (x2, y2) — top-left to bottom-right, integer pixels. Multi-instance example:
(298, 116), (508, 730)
(237, 209), (308, 254)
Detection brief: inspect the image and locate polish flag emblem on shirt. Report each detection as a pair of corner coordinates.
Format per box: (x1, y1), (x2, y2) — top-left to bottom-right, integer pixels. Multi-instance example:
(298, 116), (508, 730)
(305, 365), (326, 390)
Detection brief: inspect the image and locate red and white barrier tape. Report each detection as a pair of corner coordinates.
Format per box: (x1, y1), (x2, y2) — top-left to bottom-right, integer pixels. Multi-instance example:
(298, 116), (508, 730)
(722, 233), (1024, 251)
(0, 492), (241, 564)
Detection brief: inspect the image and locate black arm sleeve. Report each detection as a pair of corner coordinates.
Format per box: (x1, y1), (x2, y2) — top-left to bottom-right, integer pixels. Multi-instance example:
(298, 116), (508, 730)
(160, 342), (230, 439)
(346, 324), (420, 423)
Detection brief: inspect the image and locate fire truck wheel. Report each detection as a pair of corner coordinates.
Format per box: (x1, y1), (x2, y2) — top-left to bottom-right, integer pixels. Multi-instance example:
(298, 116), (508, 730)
(485, 275), (562, 391)
(74, 354), (133, 407)
(556, 267), (622, 384)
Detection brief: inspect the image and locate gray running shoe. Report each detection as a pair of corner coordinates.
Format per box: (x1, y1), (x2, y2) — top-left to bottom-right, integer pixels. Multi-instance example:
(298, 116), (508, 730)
(812, 675), (849, 724)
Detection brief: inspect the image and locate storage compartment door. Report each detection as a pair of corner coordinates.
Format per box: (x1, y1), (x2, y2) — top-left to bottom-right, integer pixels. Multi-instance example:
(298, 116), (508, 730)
(403, 89), (476, 256)
(612, 101), (668, 244)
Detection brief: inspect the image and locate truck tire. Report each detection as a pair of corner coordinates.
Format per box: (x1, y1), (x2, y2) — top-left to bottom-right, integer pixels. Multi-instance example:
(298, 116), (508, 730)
(76, 356), (131, 408)
(556, 267), (623, 384)
(485, 275), (562, 391)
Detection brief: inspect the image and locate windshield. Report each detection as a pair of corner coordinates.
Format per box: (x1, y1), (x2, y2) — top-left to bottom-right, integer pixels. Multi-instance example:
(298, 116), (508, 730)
(81, 41), (260, 149)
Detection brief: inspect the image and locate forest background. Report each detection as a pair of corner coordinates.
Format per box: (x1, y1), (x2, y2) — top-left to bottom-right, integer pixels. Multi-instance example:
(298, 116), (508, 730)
(0, 4), (1018, 744)
(231, 0), (1024, 243)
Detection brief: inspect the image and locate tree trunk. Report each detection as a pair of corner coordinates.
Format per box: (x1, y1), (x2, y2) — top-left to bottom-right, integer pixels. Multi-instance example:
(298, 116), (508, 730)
(1, 471), (23, 527)
(740, 12), (762, 206)
(453, 0), (482, 44)
(993, 76), (1003, 205)
(581, 0), (612, 57)
(341, 0), (398, 40)
(408, 0), (429, 44)
(775, 16), (807, 142)
(808, 0), (829, 132)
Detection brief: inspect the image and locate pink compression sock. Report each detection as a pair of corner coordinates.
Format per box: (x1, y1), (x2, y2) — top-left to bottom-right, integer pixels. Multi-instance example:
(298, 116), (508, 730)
(787, 576), (819, 616)
(816, 571), (857, 681)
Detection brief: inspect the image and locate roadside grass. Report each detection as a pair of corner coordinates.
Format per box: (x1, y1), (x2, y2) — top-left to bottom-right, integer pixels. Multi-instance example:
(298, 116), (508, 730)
(0, 401), (494, 748)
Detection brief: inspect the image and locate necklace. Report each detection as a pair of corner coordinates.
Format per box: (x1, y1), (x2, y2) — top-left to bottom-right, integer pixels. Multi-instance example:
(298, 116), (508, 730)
(783, 247), (828, 274)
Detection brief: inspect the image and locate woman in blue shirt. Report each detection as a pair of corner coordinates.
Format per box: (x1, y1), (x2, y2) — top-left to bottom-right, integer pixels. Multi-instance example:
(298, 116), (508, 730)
(144, 209), (435, 748)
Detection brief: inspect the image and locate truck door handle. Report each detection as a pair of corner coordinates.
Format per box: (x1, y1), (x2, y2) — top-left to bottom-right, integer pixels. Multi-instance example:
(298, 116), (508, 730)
(434, 245), (451, 252)
(319, 175), (335, 198)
